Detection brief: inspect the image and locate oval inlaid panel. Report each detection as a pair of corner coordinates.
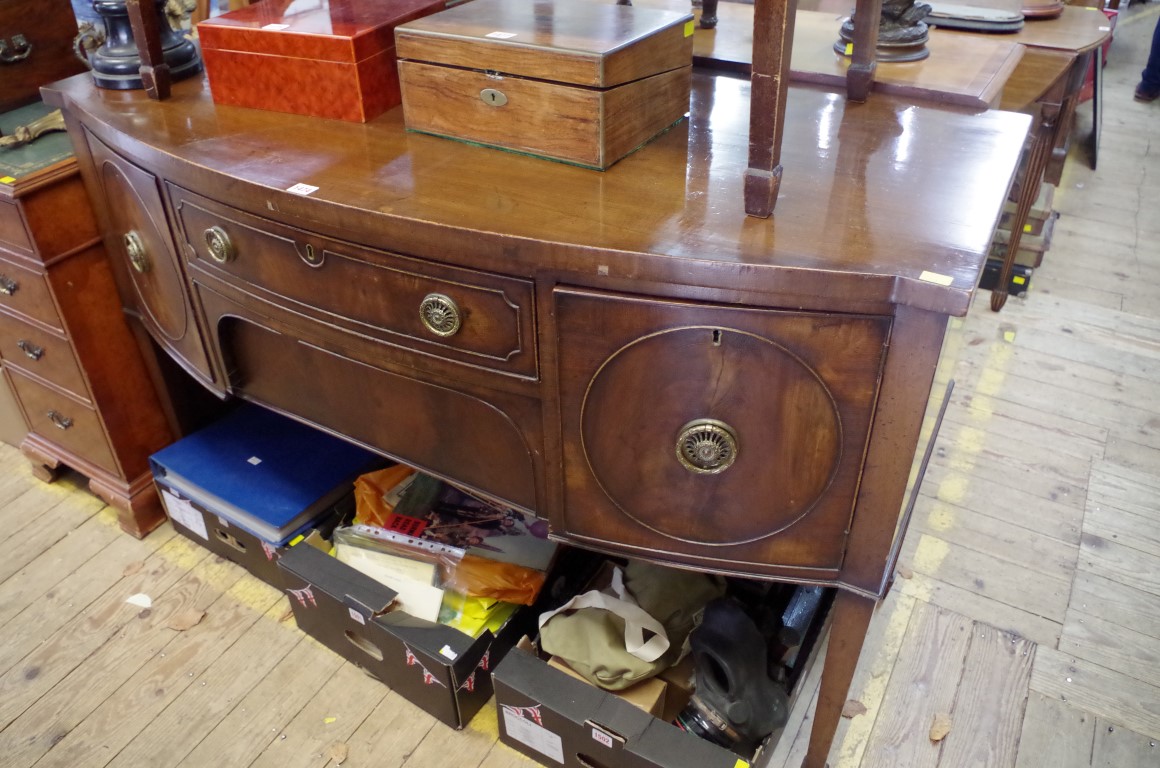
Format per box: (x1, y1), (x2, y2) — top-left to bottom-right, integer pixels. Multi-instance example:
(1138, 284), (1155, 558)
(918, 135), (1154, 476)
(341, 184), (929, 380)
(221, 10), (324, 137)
(580, 326), (842, 545)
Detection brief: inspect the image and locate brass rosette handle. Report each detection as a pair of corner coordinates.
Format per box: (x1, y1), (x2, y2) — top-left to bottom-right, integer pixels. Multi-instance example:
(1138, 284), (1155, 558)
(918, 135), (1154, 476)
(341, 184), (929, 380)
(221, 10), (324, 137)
(676, 418), (739, 474)
(47, 410), (73, 430)
(419, 293), (462, 338)
(123, 231), (149, 274)
(204, 226), (236, 264)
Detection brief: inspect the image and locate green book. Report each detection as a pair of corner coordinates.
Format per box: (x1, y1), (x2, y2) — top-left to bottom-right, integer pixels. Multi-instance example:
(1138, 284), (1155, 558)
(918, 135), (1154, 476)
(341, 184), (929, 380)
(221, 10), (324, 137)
(0, 101), (74, 185)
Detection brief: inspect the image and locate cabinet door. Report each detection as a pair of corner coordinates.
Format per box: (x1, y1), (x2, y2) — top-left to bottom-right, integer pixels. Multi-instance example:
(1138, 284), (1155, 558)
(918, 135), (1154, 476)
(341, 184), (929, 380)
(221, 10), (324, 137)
(83, 131), (217, 388)
(553, 287), (891, 579)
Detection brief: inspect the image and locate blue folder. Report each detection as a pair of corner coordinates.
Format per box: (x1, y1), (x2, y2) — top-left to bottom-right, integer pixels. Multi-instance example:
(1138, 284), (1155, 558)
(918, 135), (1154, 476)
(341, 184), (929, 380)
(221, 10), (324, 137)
(150, 404), (380, 544)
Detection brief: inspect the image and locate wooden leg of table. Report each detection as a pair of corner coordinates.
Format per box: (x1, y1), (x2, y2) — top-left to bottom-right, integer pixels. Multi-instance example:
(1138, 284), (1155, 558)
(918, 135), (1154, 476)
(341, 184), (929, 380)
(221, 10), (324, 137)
(1046, 50), (1094, 186)
(700, 0), (719, 28)
(847, 0), (881, 102)
(802, 590), (877, 768)
(745, 0), (799, 217)
(991, 102), (1059, 312)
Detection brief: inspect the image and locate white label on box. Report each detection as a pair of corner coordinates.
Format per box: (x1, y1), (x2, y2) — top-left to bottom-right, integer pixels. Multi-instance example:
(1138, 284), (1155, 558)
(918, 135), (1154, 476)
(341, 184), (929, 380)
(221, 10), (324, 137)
(486, 31), (518, 39)
(286, 182), (319, 196)
(248, 456), (262, 466)
(503, 709), (564, 764)
(217, 515), (230, 529)
(439, 645), (458, 660)
(262, 23), (290, 30)
(591, 727), (614, 749)
(161, 489), (209, 541)
(348, 607), (366, 625)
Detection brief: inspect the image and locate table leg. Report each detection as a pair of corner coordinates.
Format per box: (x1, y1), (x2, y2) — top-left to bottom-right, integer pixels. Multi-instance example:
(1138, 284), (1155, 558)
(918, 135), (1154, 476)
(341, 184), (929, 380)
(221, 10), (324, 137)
(1046, 50), (1094, 186)
(744, 0), (799, 217)
(701, 0), (719, 29)
(847, 0), (882, 102)
(990, 99), (1059, 312)
(802, 590), (877, 768)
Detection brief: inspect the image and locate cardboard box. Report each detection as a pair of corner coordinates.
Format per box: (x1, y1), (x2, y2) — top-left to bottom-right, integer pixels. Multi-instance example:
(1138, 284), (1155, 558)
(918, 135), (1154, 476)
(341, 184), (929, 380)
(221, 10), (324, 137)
(198, 0), (446, 122)
(495, 648), (743, 768)
(395, 0), (694, 169)
(493, 587), (834, 768)
(548, 654), (666, 718)
(150, 404), (381, 586)
(277, 541), (602, 728)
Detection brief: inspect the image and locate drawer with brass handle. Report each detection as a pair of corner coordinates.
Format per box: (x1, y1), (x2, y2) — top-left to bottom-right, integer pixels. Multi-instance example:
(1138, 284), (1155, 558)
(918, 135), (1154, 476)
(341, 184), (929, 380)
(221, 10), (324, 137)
(170, 185), (537, 379)
(0, 257), (62, 330)
(0, 309), (90, 399)
(7, 367), (117, 475)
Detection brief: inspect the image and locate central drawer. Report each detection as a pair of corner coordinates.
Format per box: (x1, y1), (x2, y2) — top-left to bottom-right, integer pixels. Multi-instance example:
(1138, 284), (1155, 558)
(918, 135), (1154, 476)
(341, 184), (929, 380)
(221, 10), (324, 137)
(169, 186), (537, 380)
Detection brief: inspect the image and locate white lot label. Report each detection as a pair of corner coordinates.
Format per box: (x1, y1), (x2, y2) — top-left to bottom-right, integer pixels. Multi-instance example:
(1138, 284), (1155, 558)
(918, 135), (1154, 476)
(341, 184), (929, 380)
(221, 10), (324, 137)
(348, 607), (366, 625)
(503, 710), (563, 764)
(918, 270), (954, 287)
(485, 31), (518, 38)
(161, 489), (208, 540)
(262, 23), (290, 30)
(590, 727), (614, 749)
(286, 182), (319, 196)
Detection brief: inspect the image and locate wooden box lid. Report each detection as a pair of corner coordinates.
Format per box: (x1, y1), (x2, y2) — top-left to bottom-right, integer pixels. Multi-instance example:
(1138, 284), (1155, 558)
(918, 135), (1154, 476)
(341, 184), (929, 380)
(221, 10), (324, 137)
(395, 0), (694, 88)
(198, 0), (446, 64)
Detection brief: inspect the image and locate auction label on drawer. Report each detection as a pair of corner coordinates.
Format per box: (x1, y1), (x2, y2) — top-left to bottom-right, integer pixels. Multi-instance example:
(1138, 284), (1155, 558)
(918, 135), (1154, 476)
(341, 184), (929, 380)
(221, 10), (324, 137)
(502, 706), (563, 764)
(160, 489), (209, 541)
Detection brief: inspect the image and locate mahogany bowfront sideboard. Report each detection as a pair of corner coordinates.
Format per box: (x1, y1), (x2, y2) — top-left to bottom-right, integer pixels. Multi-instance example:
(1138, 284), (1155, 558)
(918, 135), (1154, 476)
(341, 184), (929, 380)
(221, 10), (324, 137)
(44, 70), (1028, 768)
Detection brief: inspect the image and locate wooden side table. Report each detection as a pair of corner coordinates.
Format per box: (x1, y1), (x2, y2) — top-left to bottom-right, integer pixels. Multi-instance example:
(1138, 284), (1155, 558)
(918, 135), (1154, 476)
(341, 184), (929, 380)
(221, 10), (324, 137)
(0, 102), (174, 537)
(943, 7), (1110, 309)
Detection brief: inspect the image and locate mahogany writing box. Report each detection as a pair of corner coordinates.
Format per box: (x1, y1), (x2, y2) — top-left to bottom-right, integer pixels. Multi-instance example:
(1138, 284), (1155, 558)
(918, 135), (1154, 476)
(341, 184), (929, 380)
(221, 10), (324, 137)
(394, 0), (694, 169)
(198, 0), (445, 123)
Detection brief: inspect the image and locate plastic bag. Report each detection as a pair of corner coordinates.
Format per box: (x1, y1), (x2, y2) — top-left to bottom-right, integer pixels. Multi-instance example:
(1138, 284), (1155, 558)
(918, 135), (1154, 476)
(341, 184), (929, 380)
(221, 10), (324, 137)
(353, 464), (416, 528)
(440, 553), (547, 606)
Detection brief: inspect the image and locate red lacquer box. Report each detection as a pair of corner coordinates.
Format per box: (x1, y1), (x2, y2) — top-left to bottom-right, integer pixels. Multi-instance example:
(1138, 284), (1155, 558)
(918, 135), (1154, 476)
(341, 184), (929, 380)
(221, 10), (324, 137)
(198, 0), (446, 122)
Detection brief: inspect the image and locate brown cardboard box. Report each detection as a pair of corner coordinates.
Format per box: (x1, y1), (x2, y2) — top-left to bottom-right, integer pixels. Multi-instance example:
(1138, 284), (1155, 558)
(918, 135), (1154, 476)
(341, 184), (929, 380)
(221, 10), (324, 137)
(548, 655), (667, 718)
(395, 0), (693, 169)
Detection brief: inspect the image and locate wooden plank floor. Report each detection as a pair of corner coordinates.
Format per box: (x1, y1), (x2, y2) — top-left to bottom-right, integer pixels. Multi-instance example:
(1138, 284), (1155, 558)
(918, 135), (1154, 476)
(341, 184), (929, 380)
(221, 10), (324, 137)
(3, 8), (1160, 767)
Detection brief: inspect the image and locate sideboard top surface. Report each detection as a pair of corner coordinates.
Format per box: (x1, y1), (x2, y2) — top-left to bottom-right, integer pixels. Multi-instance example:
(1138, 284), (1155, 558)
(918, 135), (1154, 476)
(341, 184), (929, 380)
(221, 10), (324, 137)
(43, 71), (1030, 316)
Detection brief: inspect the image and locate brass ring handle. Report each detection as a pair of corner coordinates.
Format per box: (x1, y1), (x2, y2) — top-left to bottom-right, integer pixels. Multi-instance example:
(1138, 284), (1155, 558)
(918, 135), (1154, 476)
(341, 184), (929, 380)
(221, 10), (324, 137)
(16, 339), (44, 360)
(204, 226), (236, 264)
(0, 275), (16, 296)
(675, 419), (739, 474)
(419, 293), (462, 338)
(123, 231), (149, 274)
(47, 410), (73, 430)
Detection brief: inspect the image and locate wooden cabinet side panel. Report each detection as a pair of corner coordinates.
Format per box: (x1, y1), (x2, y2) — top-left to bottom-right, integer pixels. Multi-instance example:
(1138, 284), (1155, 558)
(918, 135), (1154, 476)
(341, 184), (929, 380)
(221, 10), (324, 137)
(840, 304), (948, 595)
(47, 245), (174, 479)
(18, 177), (101, 263)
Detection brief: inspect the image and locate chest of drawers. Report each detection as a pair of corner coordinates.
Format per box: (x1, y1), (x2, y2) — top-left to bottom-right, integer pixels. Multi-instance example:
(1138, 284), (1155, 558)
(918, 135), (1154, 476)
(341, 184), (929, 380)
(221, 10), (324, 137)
(0, 124), (173, 537)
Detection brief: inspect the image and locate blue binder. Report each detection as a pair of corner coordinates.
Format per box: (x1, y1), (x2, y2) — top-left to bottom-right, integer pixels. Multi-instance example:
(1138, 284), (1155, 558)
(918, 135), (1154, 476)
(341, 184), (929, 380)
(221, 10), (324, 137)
(150, 404), (380, 544)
